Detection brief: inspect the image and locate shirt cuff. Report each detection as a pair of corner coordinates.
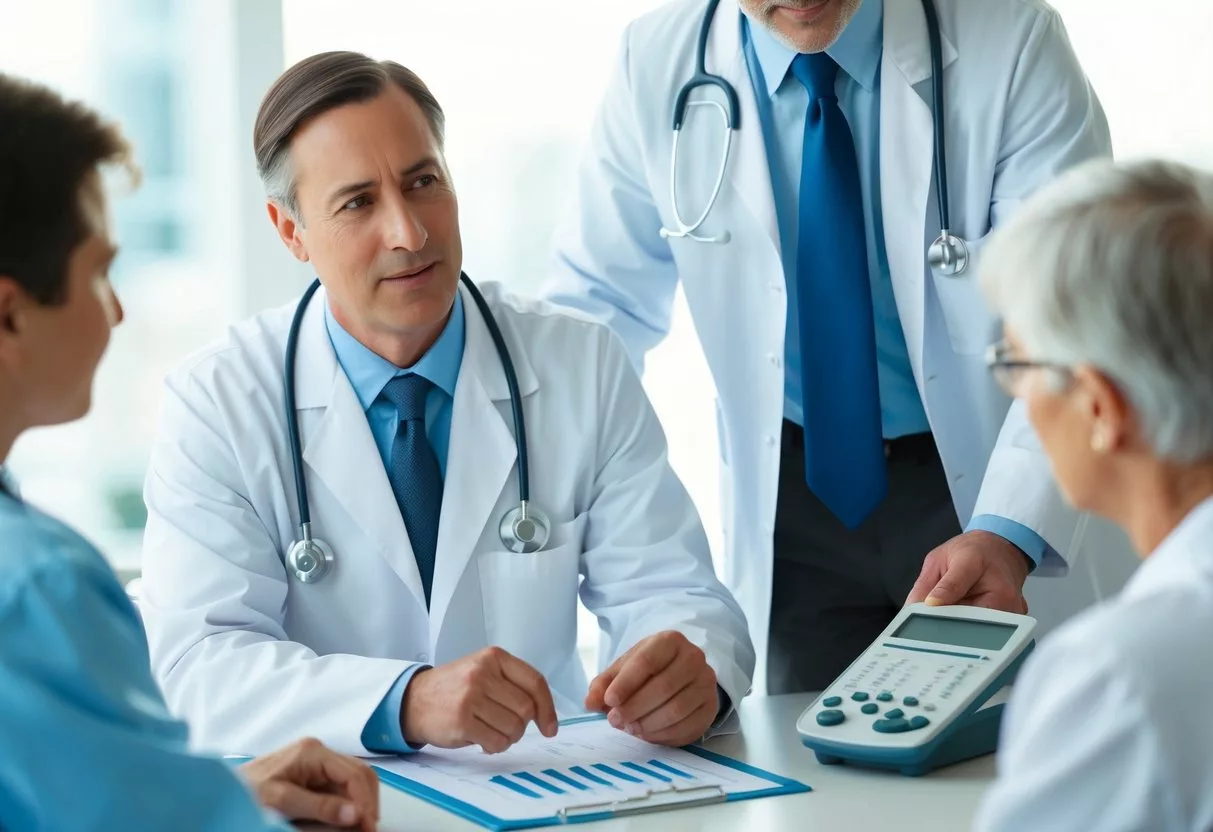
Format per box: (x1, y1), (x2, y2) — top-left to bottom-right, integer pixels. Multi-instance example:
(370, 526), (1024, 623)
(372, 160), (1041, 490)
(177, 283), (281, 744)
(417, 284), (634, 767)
(703, 685), (739, 740)
(361, 664), (428, 754)
(967, 514), (1053, 571)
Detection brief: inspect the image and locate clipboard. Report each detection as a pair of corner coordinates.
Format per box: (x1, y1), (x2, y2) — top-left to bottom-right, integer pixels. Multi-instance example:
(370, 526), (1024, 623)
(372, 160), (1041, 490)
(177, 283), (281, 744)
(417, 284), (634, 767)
(372, 715), (810, 830)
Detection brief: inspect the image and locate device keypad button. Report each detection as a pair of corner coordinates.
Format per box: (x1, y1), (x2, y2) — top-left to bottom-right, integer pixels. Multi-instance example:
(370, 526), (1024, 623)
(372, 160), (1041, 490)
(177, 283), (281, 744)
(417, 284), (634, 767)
(816, 709), (846, 727)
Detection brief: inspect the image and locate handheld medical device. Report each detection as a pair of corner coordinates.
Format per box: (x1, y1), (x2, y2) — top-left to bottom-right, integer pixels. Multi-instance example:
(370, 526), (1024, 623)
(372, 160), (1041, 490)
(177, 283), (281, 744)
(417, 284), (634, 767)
(796, 603), (1036, 776)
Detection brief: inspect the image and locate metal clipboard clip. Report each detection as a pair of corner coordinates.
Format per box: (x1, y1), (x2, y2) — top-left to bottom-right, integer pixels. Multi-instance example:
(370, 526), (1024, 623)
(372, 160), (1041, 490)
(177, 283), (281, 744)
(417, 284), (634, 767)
(555, 784), (726, 822)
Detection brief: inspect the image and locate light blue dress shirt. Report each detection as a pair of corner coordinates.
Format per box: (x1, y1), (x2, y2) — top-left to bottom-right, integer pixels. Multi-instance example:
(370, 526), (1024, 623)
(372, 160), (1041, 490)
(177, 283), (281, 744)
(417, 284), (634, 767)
(325, 292), (466, 753)
(0, 491), (289, 830)
(742, 0), (926, 439)
(741, 4), (1048, 567)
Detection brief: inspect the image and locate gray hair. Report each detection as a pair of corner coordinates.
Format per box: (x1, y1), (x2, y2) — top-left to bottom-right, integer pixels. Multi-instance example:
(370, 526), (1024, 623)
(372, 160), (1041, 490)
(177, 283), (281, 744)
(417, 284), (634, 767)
(981, 158), (1213, 463)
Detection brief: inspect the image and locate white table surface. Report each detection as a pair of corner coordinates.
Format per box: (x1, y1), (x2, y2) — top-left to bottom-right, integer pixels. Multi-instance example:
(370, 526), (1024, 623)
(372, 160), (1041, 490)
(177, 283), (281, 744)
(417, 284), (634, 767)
(341, 693), (995, 832)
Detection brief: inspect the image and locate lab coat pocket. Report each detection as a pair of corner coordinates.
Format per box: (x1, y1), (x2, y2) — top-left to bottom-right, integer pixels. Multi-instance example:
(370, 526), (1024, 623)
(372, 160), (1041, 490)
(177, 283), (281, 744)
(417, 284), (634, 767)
(930, 232), (1000, 355)
(478, 515), (586, 660)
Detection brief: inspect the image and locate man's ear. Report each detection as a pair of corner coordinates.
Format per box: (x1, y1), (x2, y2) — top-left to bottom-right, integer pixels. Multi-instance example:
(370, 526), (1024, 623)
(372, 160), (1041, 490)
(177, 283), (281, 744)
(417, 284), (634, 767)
(0, 277), (24, 335)
(266, 201), (310, 264)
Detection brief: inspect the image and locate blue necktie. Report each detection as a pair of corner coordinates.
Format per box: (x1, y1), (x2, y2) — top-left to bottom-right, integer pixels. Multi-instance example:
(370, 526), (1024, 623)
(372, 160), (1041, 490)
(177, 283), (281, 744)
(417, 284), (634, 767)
(381, 374), (443, 605)
(791, 52), (886, 529)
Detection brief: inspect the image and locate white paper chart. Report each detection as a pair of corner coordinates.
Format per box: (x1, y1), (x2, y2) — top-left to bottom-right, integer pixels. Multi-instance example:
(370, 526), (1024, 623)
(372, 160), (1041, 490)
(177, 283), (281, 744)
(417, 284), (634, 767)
(373, 716), (791, 824)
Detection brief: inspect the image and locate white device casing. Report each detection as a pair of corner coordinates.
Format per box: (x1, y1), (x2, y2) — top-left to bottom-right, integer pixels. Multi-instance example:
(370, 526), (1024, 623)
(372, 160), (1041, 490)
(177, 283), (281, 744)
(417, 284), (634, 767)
(795, 604), (1036, 754)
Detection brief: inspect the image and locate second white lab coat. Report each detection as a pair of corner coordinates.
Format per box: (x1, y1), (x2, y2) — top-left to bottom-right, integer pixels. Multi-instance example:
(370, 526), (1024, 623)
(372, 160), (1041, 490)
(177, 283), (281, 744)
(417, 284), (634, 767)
(547, 0), (1137, 684)
(976, 498), (1213, 832)
(139, 281), (754, 756)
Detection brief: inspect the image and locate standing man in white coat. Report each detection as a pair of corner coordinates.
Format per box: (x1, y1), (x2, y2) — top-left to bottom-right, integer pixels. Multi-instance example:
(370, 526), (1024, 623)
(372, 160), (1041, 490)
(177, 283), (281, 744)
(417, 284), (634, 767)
(545, 0), (1114, 693)
(139, 51), (754, 758)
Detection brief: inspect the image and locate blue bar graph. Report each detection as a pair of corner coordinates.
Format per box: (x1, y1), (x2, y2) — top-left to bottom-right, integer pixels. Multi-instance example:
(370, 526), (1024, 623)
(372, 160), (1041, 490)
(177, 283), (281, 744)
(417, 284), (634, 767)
(542, 769), (591, 791)
(490, 774), (541, 799)
(491, 760), (694, 802)
(570, 765), (619, 790)
(621, 761), (672, 783)
(592, 763), (644, 784)
(514, 772), (564, 795)
(648, 760), (694, 780)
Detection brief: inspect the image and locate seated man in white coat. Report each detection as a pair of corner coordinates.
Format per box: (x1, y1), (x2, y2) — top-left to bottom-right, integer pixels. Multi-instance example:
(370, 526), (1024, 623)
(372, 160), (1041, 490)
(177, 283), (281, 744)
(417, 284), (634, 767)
(139, 51), (754, 759)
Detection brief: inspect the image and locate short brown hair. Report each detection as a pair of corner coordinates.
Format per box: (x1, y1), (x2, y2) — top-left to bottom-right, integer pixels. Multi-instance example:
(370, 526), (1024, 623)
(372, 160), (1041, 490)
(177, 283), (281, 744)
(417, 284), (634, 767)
(0, 73), (135, 305)
(253, 51), (445, 218)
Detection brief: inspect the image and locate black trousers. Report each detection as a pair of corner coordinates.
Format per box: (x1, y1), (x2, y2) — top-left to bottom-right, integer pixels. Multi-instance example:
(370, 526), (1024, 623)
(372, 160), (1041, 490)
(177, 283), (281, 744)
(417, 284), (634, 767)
(766, 420), (962, 694)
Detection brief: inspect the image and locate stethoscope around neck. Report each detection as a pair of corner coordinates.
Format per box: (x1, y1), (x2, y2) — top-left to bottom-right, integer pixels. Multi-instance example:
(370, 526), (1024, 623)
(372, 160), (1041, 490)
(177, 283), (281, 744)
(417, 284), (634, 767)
(281, 273), (550, 585)
(660, 0), (969, 278)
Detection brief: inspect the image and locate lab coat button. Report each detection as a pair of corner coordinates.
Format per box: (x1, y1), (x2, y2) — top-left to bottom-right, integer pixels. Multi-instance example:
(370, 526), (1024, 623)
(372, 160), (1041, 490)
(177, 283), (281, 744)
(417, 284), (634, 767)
(768, 353), (782, 368)
(417, 653), (429, 663)
(766, 435), (777, 447)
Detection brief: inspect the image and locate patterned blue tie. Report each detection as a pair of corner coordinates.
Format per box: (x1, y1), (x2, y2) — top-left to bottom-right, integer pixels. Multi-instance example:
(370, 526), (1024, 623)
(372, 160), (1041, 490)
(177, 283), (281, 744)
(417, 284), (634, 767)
(791, 52), (886, 529)
(381, 374), (443, 605)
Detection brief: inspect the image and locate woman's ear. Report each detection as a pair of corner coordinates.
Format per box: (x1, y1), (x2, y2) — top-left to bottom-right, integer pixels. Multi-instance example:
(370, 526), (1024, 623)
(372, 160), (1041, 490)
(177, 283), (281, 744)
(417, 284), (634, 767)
(1073, 364), (1131, 453)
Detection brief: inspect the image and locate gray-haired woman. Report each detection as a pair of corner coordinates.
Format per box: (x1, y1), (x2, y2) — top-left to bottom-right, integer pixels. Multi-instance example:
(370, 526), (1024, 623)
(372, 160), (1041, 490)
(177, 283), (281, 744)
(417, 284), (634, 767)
(975, 158), (1213, 831)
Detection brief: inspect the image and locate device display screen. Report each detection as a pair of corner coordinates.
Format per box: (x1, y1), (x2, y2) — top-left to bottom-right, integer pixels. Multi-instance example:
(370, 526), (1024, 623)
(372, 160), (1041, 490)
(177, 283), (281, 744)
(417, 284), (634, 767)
(892, 614), (1016, 651)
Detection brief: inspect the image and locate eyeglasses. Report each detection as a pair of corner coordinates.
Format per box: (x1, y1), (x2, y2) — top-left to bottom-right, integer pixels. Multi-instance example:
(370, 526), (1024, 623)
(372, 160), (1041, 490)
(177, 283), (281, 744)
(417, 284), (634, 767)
(985, 340), (1074, 396)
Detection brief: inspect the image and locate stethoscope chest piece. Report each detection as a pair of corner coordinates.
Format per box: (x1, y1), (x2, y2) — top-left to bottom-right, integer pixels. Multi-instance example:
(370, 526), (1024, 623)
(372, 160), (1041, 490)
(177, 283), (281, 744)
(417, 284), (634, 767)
(287, 527), (335, 584)
(499, 501), (551, 554)
(928, 232), (970, 277)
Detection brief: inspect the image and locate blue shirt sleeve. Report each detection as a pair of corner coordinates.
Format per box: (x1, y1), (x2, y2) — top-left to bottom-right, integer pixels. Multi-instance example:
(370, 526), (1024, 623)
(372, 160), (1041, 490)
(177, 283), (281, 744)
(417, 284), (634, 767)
(967, 514), (1052, 570)
(361, 664), (429, 753)
(0, 514), (287, 831)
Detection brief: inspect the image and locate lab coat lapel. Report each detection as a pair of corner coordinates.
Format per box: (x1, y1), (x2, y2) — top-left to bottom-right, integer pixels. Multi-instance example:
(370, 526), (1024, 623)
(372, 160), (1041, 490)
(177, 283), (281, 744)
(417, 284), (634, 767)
(295, 289), (427, 608)
(879, 0), (959, 368)
(428, 285), (537, 635)
(706, 0), (781, 256)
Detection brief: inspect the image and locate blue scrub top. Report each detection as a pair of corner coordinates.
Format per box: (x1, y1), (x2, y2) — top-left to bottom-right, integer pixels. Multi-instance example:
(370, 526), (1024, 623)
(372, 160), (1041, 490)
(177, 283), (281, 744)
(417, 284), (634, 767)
(0, 492), (289, 830)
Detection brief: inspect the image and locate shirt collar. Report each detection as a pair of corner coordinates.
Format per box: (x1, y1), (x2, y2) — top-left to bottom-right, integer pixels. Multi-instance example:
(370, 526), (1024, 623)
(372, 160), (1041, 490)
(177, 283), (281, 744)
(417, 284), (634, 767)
(325, 290), (466, 412)
(744, 0), (883, 98)
(1122, 495), (1213, 601)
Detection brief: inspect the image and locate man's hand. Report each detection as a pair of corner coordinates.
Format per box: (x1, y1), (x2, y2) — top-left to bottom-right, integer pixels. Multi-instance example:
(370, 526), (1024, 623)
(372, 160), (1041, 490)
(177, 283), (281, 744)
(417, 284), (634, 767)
(402, 646), (559, 753)
(585, 630), (718, 748)
(241, 738), (379, 832)
(905, 530), (1031, 612)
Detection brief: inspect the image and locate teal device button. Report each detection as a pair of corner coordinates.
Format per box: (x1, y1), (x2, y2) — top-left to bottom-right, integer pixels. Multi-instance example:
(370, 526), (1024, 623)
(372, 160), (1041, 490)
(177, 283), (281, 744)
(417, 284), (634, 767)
(873, 718), (911, 734)
(816, 709), (846, 727)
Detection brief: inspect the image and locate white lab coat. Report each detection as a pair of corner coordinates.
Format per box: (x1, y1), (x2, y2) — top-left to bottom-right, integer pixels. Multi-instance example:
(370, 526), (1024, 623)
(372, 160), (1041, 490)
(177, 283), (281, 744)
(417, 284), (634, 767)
(139, 281), (754, 756)
(976, 498), (1213, 832)
(546, 0), (1136, 684)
